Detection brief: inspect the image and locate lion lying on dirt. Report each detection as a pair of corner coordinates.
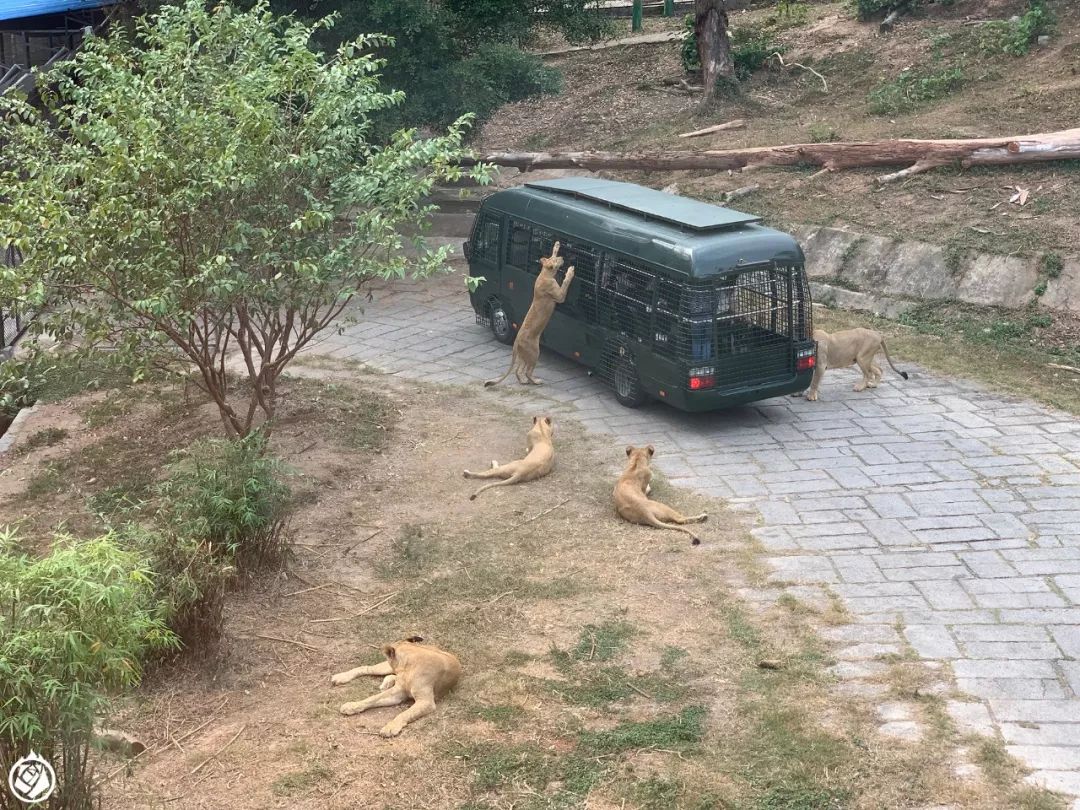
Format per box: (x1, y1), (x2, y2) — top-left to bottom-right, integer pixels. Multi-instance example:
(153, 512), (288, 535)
(332, 636), (461, 737)
(484, 242), (575, 387)
(799, 327), (909, 402)
(614, 445), (706, 546)
(463, 415), (555, 500)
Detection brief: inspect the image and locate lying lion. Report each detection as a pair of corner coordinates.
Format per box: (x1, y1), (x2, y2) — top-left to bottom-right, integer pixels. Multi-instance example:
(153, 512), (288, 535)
(484, 242), (574, 387)
(614, 445), (706, 546)
(463, 415), (555, 500)
(799, 327), (909, 402)
(332, 636), (461, 737)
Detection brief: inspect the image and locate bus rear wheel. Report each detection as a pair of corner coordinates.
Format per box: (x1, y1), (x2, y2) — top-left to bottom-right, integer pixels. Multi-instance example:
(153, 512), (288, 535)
(613, 355), (648, 408)
(488, 300), (514, 345)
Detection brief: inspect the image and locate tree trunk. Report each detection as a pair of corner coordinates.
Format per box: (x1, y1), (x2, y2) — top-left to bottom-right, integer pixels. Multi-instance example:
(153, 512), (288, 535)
(463, 128), (1080, 183)
(695, 0), (733, 98)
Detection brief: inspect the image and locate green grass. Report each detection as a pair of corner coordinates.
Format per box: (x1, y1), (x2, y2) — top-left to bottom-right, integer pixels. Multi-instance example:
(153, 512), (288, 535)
(569, 620), (633, 662)
(271, 764), (334, 796)
(868, 66), (965, 115)
(473, 704), (525, 728)
(577, 706), (707, 755)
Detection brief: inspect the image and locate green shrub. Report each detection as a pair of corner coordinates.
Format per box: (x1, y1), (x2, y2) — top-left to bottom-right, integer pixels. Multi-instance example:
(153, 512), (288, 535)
(733, 28), (781, 80)
(0, 529), (175, 808)
(853, 0), (911, 20)
(868, 65), (964, 115)
(1042, 252), (1064, 279)
(977, 1), (1054, 56)
(0, 357), (50, 421)
(157, 433), (290, 574)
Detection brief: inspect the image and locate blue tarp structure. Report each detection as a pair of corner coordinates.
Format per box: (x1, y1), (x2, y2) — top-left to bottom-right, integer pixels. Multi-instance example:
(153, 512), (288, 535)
(0, 0), (116, 23)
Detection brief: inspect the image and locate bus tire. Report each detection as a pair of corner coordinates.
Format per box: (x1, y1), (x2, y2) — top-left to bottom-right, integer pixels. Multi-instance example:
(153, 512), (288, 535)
(488, 299), (515, 345)
(612, 354), (648, 408)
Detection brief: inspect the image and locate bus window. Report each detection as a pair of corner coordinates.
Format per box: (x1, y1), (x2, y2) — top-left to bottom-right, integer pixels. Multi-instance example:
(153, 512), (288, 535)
(507, 220), (532, 269)
(654, 278), (681, 357)
(561, 240), (598, 321)
(472, 213), (501, 262)
(686, 287), (715, 362)
(527, 227), (558, 272)
(599, 254), (655, 340)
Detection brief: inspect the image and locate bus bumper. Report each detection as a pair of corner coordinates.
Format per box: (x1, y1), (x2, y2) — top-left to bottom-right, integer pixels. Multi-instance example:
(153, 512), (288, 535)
(657, 371), (814, 412)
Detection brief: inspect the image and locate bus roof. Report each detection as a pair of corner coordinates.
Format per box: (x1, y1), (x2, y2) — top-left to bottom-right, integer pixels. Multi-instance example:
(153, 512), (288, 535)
(481, 178), (803, 279)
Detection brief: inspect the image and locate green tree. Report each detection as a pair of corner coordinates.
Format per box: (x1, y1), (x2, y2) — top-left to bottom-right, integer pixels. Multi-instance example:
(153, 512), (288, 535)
(0, 0), (491, 439)
(267, 0), (608, 136)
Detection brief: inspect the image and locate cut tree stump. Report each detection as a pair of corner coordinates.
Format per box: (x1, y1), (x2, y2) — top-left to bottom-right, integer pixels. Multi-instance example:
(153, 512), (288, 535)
(463, 128), (1080, 183)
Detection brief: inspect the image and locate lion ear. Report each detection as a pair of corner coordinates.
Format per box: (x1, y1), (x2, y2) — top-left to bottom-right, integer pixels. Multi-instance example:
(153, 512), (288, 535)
(625, 445), (634, 457)
(544, 416), (552, 426)
(533, 416), (538, 424)
(646, 444), (655, 457)
(383, 645), (396, 661)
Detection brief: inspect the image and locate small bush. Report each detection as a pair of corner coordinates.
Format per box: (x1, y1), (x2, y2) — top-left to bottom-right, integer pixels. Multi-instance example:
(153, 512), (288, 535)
(977, 1), (1054, 56)
(0, 529), (175, 809)
(121, 525), (230, 651)
(1042, 252), (1064, 279)
(808, 123), (841, 143)
(868, 65), (964, 115)
(0, 357), (49, 421)
(853, 0), (911, 21)
(157, 433), (290, 574)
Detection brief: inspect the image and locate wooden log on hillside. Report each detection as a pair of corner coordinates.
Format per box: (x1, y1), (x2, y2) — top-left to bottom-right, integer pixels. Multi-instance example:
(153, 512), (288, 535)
(463, 128), (1080, 184)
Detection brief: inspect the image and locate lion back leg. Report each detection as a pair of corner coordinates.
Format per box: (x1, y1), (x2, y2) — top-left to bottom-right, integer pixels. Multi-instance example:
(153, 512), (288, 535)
(650, 501), (707, 525)
(853, 351), (876, 392)
(868, 361), (883, 387)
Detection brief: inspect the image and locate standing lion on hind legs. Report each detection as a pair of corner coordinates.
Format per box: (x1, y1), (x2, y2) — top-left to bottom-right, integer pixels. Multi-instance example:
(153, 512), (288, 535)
(796, 327), (909, 402)
(484, 242), (574, 387)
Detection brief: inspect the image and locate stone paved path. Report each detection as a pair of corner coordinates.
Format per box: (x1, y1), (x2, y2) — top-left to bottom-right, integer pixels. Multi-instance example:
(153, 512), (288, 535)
(312, 273), (1080, 803)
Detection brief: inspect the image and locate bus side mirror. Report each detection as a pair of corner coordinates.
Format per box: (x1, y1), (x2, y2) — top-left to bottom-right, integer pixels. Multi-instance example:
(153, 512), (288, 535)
(462, 241), (472, 260)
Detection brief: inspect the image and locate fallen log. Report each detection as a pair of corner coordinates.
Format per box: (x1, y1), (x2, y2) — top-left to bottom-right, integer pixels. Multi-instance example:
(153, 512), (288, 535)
(463, 128), (1080, 184)
(678, 119), (745, 138)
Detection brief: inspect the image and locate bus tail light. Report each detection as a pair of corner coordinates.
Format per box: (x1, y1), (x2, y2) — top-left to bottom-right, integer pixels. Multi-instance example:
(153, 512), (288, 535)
(796, 347), (816, 372)
(689, 366), (715, 391)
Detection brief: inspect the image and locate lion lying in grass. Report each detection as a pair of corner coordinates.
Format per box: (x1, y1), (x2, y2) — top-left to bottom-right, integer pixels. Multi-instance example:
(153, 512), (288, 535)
(799, 327), (909, 402)
(463, 415), (555, 500)
(332, 636), (461, 738)
(614, 445), (706, 546)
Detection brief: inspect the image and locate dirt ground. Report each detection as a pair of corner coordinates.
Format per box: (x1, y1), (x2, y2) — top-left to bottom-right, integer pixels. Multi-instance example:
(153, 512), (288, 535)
(0, 361), (1063, 809)
(479, 0), (1080, 260)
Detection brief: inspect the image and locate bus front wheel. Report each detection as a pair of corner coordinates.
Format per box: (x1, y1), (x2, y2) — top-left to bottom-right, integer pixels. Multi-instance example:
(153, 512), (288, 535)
(488, 300), (514, 345)
(613, 355), (648, 408)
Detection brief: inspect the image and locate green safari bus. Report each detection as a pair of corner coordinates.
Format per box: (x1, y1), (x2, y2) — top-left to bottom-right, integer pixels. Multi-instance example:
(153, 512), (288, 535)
(464, 177), (816, 412)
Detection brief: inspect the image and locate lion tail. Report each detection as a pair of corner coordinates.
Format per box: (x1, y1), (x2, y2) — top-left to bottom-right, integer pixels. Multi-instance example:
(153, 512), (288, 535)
(880, 339), (909, 381)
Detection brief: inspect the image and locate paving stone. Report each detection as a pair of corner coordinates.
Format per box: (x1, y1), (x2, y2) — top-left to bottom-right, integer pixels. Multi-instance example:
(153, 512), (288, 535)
(953, 625), (1050, 643)
(1008, 746), (1080, 771)
(945, 701), (996, 737)
(905, 625), (960, 659)
(954, 660), (1058, 679)
(991, 700), (1080, 723)
(879, 720), (924, 741)
(821, 624), (900, 644)
(962, 641), (1064, 659)
(1026, 770), (1080, 798)
(1003, 724), (1080, 747)
(957, 678), (1067, 700)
